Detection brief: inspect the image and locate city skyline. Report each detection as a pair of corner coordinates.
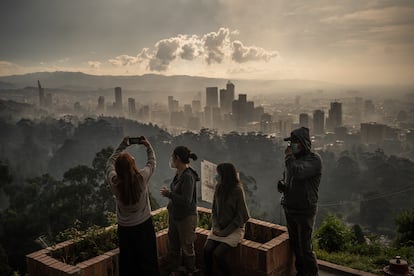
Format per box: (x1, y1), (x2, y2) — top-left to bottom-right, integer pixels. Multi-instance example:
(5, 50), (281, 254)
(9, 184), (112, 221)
(1, 0), (414, 86)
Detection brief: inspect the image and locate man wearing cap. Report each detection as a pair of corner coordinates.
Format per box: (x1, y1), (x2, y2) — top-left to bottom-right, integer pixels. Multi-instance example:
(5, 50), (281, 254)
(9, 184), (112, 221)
(278, 127), (322, 276)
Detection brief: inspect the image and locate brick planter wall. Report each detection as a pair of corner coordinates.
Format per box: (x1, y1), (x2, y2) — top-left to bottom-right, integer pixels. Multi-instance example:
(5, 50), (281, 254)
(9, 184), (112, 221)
(27, 207), (293, 276)
(193, 207), (294, 276)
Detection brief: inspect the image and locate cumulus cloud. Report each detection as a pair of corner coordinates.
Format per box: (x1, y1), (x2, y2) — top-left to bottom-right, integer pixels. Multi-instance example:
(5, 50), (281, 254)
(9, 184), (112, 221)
(108, 27), (278, 72)
(203, 27), (231, 64)
(108, 55), (140, 66)
(87, 61), (101, 69)
(148, 38), (180, 71)
(232, 40), (277, 63)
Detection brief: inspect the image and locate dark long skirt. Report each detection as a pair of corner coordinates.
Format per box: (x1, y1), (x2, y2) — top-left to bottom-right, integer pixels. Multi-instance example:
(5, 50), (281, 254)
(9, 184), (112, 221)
(118, 217), (160, 276)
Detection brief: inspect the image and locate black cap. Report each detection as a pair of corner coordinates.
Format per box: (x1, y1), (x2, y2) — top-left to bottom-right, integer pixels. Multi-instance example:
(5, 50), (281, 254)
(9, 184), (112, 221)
(283, 137), (291, 141)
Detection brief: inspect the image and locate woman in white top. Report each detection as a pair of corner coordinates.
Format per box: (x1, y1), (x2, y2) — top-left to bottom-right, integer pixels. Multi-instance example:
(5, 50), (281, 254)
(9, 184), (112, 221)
(106, 136), (159, 276)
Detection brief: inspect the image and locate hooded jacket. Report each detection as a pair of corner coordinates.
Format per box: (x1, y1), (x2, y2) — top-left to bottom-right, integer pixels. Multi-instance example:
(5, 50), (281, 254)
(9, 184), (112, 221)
(282, 127), (322, 215)
(167, 167), (200, 220)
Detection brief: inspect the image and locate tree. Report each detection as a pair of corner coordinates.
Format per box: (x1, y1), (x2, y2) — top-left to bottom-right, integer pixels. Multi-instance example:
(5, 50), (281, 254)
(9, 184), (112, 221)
(395, 209), (414, 246)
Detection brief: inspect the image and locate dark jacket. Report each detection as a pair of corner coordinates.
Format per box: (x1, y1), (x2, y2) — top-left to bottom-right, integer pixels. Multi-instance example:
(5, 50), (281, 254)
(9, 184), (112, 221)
(282, 127), (322, 215)
(167, 167), (200, 220)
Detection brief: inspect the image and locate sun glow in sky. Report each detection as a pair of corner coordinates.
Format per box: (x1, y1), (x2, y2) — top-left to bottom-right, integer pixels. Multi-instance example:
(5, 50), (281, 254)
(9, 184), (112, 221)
(1, 0), (413, 85)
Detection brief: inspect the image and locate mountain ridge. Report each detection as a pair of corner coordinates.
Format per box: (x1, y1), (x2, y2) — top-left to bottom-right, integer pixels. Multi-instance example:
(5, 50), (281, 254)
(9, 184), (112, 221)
(0, 71), (338, 93)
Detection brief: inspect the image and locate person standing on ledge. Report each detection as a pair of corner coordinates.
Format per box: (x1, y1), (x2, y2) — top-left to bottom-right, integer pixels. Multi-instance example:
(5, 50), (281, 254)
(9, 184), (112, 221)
(106, 136), (160, 276)
(278, 127), (322, 276)
(160, 146), (199, 273)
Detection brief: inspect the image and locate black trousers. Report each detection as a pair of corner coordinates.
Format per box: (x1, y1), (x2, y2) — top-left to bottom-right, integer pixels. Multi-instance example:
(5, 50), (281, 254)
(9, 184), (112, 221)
(285, 211), (318, 276)
(118, 217), (160, 276)
(203, 239), (232, 276)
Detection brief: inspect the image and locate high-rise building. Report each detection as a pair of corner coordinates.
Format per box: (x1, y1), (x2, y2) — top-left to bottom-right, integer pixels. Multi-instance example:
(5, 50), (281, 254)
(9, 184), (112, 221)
(246, 101), (254, 122)
(361, 122), (386, 144)
(184, 104), (192, 118)
(299, 113), (309, 128)
(128, 98), (136, 116)
(37, 80), (45, 107)
(219, 81), (235, 114)
(364, 100), (375, 121)
(192, 100), (201, 113)
(139, 105), (150, 121)
(279, 118), (293, 138)
(204, 106), (212, 128)
(168, 96), (174, 112)
(212, 107), (222, 129)
(260, 113), (273, 133)
(97, 96), (105, 112)
(170, 111), (185, 127)
(114, 87), (123, 112)
(206, 87), (218, 107)
(226, 81), (235, 99)
(232, 94), (249, 127)
(327, 101), (342, 131)
(254, 106), (265, 121)
(313, 110), (325, 135)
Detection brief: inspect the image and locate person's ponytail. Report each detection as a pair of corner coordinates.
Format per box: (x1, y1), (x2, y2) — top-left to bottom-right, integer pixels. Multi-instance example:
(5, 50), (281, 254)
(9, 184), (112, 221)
(189, 153), (198, 161)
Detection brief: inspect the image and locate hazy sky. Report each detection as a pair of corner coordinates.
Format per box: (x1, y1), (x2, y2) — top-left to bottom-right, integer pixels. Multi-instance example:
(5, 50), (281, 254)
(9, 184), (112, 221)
(1, 0), (413, 85)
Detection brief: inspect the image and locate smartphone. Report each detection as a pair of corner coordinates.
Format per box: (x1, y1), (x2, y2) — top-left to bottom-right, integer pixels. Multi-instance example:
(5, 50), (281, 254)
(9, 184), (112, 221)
(129, 137), (143, 144)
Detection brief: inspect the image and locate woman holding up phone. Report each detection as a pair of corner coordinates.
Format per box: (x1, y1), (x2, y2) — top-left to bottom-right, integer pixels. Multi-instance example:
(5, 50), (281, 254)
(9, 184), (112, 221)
(106, 136), (160, 276)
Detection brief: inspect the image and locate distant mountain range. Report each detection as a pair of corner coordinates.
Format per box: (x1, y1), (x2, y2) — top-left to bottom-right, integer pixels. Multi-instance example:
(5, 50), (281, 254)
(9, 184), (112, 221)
(0, 71), (339, 94)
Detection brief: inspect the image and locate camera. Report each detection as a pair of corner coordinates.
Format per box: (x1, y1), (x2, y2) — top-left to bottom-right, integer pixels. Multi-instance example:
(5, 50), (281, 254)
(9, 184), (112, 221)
(129, 136), (145, 145)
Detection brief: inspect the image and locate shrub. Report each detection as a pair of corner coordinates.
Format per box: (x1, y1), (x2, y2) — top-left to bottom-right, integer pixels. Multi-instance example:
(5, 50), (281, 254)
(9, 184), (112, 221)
(315, 214), (351, 252)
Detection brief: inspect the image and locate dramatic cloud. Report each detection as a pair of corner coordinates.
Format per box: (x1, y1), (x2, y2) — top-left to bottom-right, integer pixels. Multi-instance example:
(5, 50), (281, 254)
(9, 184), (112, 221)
(148, 38), (180, 71)
(87, 61), (101, 69)
(180, 43), (197, 60)
(203, 27), (231, 64)
(108, 27), (277, 72)
(232, 40), (278, 63)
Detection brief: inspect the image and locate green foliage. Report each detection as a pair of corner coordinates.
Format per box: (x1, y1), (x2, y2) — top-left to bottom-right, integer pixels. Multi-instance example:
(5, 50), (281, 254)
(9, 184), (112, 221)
(351, 224), (366, 245)
(315, 245), (414, 274)
(198, 211), (212, 230)
(315, 214), (352, 252)
(395, 209), (414, 246)
(152, 210), (169, 232)
(314, 215), (414, 274)
(51, 221), (118, 265)
(51, 209), (212, 265)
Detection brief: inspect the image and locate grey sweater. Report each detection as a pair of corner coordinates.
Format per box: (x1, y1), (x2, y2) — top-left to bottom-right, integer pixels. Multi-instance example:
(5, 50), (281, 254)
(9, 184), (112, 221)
(212, 185), (250, 237)
(105, 142), (156, 227)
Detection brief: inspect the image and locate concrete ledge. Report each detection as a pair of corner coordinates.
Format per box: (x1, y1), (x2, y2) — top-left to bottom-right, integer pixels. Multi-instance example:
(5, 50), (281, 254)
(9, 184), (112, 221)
(318, 259), (378, 276)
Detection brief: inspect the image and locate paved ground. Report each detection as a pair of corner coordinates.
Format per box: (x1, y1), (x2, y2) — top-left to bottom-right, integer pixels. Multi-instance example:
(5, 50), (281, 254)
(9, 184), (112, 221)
(319, 270), (338, 276)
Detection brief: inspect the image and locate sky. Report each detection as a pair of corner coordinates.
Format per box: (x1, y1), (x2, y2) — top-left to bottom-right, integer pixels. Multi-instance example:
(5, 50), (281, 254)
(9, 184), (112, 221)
(0, 0), (413, 85)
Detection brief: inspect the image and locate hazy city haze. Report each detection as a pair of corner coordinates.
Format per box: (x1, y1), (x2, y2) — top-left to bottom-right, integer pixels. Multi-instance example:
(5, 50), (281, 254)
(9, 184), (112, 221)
(1, 0), (414, 85)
